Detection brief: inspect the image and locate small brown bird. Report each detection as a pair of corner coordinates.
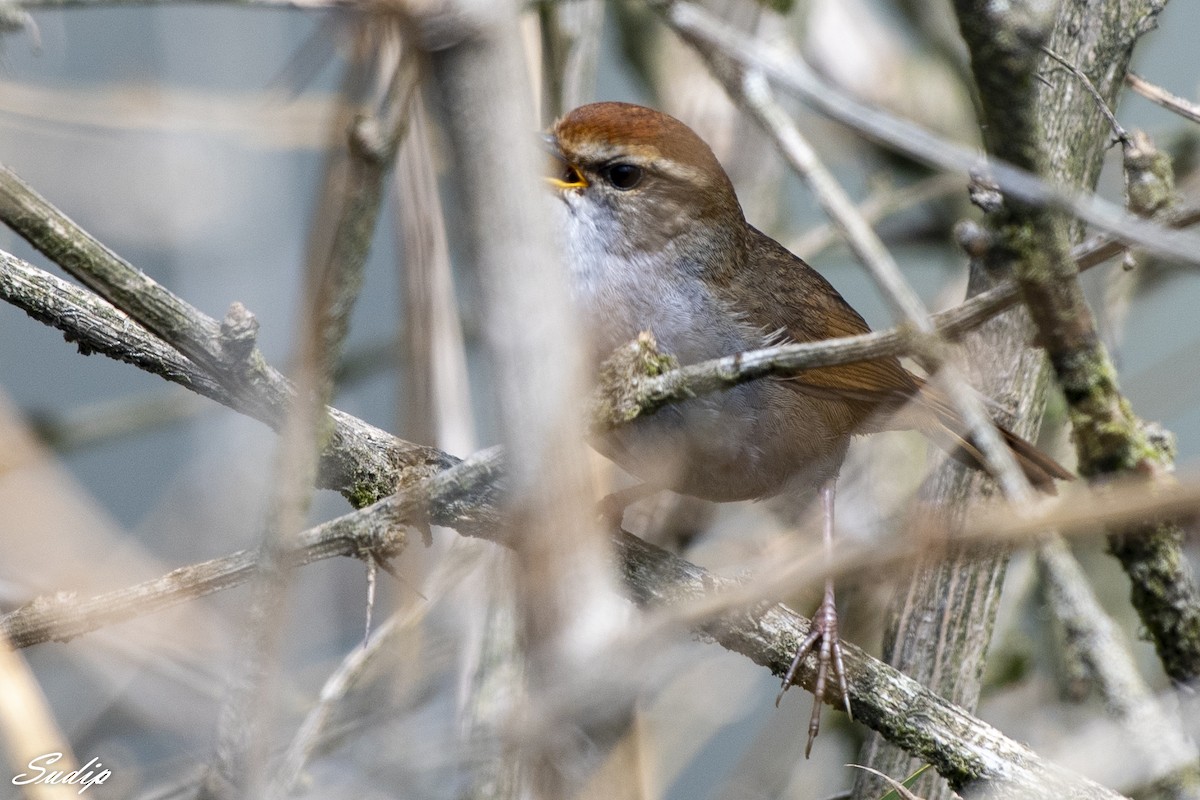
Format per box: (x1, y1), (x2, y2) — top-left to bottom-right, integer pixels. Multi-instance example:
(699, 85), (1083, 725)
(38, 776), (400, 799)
(546, 101), (1070, 753)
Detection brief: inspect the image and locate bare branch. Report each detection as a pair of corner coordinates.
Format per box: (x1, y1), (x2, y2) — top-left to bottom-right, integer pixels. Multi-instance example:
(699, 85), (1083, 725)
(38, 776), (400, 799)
(1036, 538), (1200, 798)
(0, 170), (456, 505)
(953, 0), (1200, 687)
(0, 500), (407, 650)
(613, 531), (1129, 800)
(588, 196), (1200, 432)
(0, 446), (504, 650)
(1041, 46), (1129, 145)
(269, 614), (406, 796)
(1126, 72), (1200, 126)
(733, 66), (1030, 500)
(657, 0), (1200, 269)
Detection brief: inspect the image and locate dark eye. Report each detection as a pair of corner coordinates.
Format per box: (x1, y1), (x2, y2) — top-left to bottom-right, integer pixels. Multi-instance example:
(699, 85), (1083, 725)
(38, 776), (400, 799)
(602, 163), (643, 190)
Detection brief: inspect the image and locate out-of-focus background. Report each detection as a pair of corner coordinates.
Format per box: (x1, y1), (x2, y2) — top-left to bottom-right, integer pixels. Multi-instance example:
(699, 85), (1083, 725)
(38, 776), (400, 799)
(1, 1), (1198, 798)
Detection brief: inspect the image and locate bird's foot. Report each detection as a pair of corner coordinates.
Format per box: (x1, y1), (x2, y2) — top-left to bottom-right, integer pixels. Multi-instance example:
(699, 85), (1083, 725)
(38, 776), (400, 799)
(775, 589), (851, 758)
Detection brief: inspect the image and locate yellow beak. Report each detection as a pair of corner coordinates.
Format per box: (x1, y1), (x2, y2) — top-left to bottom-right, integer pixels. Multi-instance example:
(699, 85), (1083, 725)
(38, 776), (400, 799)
(546, 172), (588, 190)
(542, 132), (588, 190)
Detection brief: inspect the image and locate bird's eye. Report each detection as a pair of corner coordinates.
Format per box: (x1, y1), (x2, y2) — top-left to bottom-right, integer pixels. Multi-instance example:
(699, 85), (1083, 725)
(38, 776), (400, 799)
(602, 163), (643, 190)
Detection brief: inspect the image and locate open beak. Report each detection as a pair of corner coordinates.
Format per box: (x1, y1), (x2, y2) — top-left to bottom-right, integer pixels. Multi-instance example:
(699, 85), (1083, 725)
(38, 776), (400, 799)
(542, 132), (588, 190)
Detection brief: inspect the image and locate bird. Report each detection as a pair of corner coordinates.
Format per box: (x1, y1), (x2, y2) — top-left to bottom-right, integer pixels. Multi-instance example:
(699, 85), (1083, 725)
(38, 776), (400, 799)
(544, 101), (1071, 754)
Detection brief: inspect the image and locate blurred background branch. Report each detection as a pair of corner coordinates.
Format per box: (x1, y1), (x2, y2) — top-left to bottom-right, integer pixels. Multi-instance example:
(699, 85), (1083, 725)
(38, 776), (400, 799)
(2, 0), (1199, 798)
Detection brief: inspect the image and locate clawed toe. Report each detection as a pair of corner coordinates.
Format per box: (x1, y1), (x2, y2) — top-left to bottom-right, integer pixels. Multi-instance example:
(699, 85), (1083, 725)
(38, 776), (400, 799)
(776, 591), (852, 758)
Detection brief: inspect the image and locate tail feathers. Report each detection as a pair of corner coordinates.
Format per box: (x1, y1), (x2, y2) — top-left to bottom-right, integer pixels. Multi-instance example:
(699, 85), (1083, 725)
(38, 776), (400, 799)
(906, 378), (1073, 494)
(786, 370), (1073, 492)
(936, 421), (1073, 494)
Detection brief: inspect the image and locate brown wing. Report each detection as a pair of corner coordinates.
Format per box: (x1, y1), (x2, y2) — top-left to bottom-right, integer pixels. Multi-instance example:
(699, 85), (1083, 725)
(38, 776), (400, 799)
(725, 227), (1072, 491)
(724, 227), (923, 427)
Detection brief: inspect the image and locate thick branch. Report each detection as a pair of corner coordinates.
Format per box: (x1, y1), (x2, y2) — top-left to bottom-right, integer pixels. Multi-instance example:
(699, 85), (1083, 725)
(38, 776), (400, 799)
(0, 447), (504, 650)
(616, 531), (1127, 800)
(657, 0), (1200, 269)
(0, 250), (455, 503)
(1, 440), (1143, 799)
(0, 169), (456, 505)
(589, 199), (1200, 430)
(954, 0), (1200, 687)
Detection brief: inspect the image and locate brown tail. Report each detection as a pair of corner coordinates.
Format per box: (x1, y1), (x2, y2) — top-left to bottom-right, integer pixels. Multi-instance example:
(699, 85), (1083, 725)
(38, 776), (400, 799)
(783, 368), (1073, 492)
(941, 421), (1074, 494)
(894, 377), (1072, 493)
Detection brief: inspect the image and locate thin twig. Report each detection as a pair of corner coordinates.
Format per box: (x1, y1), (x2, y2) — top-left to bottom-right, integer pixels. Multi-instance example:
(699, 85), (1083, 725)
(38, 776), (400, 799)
(0, 169), (456, 505)
(269, 615), (403, 795)
(1041, 46), (1130, 145)
(1126, 72), (1200, 125)
(1, 501), (406, 649)
(657, 0), (1200, 269)
(789, 173), (963, 260)
(1036, 537), (1200, 796)
(0, 446), (504, 650)
(590, 203), (1199, 433)
(733, 68), (1031, 501)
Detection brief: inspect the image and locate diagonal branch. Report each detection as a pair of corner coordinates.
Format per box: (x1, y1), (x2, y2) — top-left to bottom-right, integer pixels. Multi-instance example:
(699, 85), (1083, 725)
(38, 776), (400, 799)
(1, 437), (1152, 798)
(655, 0), (1200, 269)
(1126, 72), (1200, 126)
(952, 0), (1200, 688)
(8, 194), (1200, 461)
(0, 446), (505, 650)
(0, 167), (456, 506)
(588, 197), (1200, 431)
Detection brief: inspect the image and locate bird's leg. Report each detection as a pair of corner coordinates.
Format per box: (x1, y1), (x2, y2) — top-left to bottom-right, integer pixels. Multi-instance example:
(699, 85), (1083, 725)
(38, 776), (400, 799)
(776, 478), (852, 757)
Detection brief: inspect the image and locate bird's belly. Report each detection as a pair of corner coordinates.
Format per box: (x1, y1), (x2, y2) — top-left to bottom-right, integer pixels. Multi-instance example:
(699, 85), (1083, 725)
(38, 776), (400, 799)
(599, 381), (848, 502)
(571, 251), (848, 501)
